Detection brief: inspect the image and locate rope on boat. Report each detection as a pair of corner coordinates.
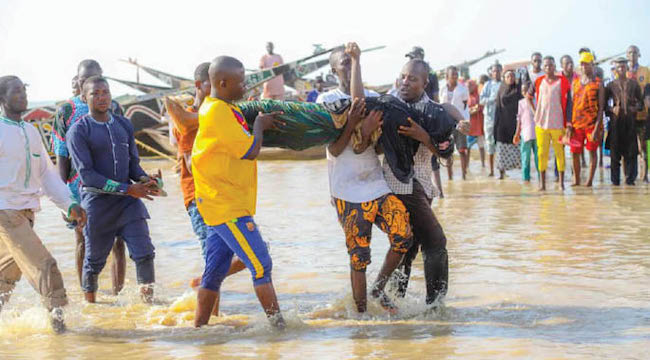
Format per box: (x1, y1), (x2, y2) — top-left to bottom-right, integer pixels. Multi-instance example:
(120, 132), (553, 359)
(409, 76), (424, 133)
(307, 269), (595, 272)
(135, 138), (177, 163)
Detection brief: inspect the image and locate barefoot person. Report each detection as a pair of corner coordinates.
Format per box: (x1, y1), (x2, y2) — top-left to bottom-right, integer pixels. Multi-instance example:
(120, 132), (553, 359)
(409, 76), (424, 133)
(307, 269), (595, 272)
(67, 76), (158, 304)
(52, 60), (126, 294)
(480, 63), (503, 177)
(494, 70), (523, 179)
(440, 66), (470, 180)
(531, 56), (571, 191)
(514, 82), (539, 182)
(317, 44), (413, 314)
(0, 75), (86, 333)
(567, 52), (605, 187)
(165, 62), (245, 315)
(192, 56), (285, 327)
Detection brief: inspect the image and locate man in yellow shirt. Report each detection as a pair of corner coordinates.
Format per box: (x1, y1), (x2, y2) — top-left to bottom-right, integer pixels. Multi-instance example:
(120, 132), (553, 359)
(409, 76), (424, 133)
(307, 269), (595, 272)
(192, 56), (285, 328)
(626, 45), (650, 182)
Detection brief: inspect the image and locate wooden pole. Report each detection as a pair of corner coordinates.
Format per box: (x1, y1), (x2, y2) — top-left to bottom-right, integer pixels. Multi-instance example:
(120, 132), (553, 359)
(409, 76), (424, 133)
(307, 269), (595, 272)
(135, 138), (177, 163)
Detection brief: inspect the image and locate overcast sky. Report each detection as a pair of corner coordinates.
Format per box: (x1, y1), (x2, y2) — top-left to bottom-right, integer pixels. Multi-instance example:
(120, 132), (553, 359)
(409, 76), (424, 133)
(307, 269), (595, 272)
(1, 0), (647, 102)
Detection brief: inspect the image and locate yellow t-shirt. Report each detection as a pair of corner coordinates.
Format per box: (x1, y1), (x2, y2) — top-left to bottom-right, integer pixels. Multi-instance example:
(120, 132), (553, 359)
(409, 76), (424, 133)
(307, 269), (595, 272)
(627, 65), (650, 120)
(192, 97), (257, 226)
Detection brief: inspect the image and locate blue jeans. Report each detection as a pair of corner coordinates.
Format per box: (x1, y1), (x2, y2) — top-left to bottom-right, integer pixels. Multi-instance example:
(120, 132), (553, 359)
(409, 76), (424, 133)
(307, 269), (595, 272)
(521, 139), (539, 181)
(187, 201), (209, 260)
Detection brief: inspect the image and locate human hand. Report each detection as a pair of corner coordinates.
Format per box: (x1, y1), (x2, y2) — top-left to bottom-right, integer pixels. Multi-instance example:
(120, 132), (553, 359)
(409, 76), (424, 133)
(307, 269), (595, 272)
(457, 120), (470, 135)
(348, 98), (366, 127)
(438, 140), (450, 151)
(255, 111), (286, 131)
(345, 42), (361, 62)
(127, 182), (156, 200)
(398, 117), (430, 144)
(69, 205), (87, 229)
(590, 127), (602, 143)
(513, 135), (520, 145)
(361, 110), (383, 139)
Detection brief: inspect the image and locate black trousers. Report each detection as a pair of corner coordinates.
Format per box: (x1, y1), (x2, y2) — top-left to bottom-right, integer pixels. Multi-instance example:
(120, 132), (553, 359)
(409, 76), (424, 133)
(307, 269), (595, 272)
(610, 115), (639, 185)
(393, 180), (448, 304)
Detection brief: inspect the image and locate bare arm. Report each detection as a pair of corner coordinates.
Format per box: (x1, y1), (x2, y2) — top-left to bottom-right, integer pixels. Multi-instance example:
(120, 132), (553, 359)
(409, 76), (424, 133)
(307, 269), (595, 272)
(56, 156), (71, 183)
(244, 112), (285, 160)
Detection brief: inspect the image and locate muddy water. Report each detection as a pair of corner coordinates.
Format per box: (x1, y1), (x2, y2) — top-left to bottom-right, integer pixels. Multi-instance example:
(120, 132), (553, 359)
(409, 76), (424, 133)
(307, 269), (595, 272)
(1, 158), (649, 359)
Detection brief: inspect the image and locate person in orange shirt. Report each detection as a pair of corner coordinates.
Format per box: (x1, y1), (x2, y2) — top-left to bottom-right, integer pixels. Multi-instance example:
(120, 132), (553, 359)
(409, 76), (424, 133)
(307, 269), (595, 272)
(192, 56), (285, 328)
(566, 52), (605, 187)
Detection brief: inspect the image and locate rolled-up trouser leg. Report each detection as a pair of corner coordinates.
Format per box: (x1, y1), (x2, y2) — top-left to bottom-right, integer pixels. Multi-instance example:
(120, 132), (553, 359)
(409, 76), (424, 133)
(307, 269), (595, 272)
(0, 210), (68, 309)
(119, 219), (156, 285)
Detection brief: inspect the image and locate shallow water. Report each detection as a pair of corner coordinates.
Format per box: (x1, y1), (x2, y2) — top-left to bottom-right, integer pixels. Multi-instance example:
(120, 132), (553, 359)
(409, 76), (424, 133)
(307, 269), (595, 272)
(1, 156), (649, 359)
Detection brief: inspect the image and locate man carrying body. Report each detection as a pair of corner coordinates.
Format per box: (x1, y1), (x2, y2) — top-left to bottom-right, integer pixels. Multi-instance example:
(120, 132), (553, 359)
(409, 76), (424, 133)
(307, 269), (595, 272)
(259, 42), (285, 100)
(531, 56), (571, 191)
(480, 63), (503, 177)
(165, 62), (245, 314)
(440, 66), (470, 180)
(626, 45), (650, 183)
(567, 52), (605, 187)
(317, 44), (413, 314)
(67, 77), (158, 304)
(0, 75), (86, 333)
(52, 60), (126, 294)
(192, 56), (285, 328)
(606, 58), (644, 185)
(384, 59), (462, 306)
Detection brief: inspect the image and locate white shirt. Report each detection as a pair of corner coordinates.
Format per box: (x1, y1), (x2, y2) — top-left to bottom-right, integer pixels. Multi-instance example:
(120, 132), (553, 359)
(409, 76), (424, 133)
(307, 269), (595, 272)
(0, 117), (74, 212)
(440, 82), (470, 120)
(316, 88), (391, 203)
(529, 69), (545, 84)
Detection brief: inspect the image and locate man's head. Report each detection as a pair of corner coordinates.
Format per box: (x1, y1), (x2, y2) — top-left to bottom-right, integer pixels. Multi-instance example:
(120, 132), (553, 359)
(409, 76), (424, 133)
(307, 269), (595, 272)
(315, 76), (324, 92)
(579, 47), (591, 55)
(489, 63), (502, 81)
(0, 75), (28, 115)
(542, 56), (556, 77)
(329, 48), (351, 90)
(579, 52), (595, 77)
(446, 65), (459, 86)
(614, 58), (628, 78)
(627, 45), (640, 65)
(81, 76), (111, 114)
(72, 75), (81, 96)
(208, 56), (246, 102)
(560, 55), (574, 75)
(194, 62), (211, 104)
(399, 59), (429, 102)
(77, 59), (103, 92)
(405, 46), (425, 60)
(531, 52), (543, 71)
(266, 42), (274, 55)
(479, 74), (489, 85)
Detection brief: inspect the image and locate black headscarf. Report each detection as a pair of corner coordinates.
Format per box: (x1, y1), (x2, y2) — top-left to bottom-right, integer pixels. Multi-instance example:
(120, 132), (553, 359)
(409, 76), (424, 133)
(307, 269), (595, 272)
(494, 75), (522, 143)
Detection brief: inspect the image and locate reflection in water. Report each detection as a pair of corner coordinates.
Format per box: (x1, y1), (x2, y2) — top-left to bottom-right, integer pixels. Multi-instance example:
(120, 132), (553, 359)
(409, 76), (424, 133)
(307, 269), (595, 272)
(1, 159), (648, 359)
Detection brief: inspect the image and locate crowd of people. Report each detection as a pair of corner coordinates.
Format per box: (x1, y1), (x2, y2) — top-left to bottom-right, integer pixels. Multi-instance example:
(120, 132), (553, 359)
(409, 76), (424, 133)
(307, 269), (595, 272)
(0, 41), (648, 334)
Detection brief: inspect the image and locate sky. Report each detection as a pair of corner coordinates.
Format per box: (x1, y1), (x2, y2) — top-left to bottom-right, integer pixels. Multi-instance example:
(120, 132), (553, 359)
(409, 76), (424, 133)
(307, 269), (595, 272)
(1, 0), (648, 102)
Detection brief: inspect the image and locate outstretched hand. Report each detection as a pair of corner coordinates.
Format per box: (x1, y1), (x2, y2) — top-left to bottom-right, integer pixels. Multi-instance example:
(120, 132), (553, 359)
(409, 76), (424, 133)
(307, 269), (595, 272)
(361, 110), (383, 139)
(398, 117), (430, 144)
(456, 120), (470, 135)
(255, 111), (286, 131)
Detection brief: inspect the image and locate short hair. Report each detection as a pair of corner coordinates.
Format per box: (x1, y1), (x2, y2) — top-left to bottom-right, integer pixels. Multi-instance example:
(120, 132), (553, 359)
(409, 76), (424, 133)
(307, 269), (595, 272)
(479, 74), (489, 83)
(77, 59), (102, 74)
(560, 55), (573, 64)
(543, 56), (555, 63)
(406, 59), (431, 81)
(208, 56), (245, 84)
(628, 45), (640, 53)
(578, 47), (591, 55)
(0, 75), (21, 101)
(194, 62), (210, 82)
(82, 75), (109, 92)
(329, 47), (345, 68)
(531, 52), (542, 59)
(446, 65), (458, 74)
